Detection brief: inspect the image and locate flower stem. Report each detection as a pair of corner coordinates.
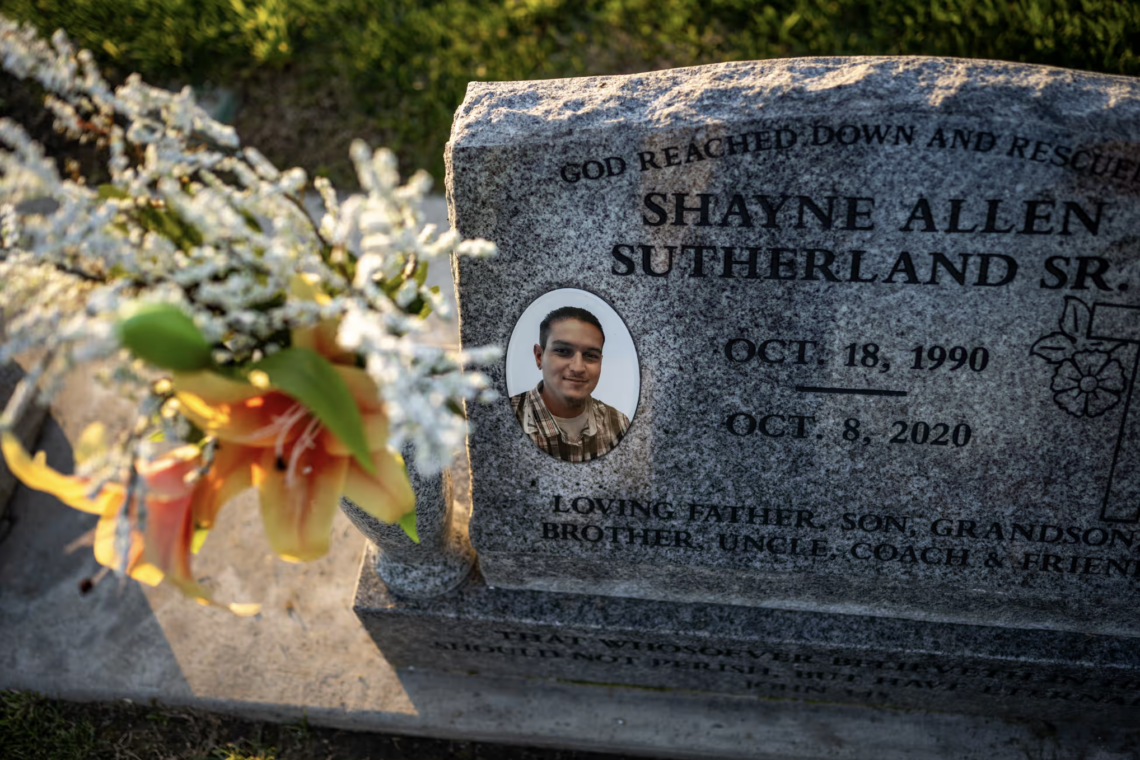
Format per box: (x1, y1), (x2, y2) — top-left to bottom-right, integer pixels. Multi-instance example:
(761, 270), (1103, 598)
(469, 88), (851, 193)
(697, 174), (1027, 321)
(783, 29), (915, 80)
(0, 351), (52, 431)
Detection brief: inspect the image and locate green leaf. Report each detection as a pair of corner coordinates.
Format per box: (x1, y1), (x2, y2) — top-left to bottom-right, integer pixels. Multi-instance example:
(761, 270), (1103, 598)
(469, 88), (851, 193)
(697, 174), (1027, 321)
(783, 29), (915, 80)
(382, 275), (403, 297)
(414, 261), (428, 286)
(137, 206), (203, 250)
(98, 184), (130, 200)
(117, 303), (213, 371)
(238, 208), (263, 232)
(252, 347), (375, 474)
(398, 510), (419, 543)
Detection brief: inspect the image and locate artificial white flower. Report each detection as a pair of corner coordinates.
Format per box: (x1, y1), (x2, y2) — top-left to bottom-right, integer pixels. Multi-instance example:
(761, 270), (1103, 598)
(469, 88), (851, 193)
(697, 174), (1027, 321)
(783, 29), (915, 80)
(0, 15), (498, 475)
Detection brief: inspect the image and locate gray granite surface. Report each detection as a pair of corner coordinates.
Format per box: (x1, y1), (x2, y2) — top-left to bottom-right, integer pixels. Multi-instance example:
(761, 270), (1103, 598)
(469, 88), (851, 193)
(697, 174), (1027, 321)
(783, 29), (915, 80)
(0, 362), (46, 530)
(355, 548), (1140, 724)
(446, 58), (1140, 635)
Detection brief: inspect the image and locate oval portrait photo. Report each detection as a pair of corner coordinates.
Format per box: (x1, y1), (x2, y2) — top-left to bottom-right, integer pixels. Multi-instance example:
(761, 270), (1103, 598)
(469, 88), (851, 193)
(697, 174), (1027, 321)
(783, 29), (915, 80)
(506, 289), (640, 462)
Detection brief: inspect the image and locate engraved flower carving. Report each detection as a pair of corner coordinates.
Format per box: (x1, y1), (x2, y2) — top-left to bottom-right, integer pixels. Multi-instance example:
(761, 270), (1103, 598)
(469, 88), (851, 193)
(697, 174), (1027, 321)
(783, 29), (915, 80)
(1031, 296), (1129, 419)
(1050, 350), (1126, 418)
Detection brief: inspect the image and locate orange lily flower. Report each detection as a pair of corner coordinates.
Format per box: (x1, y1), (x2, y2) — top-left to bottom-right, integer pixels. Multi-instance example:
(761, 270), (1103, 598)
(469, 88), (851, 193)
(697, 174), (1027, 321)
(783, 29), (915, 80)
(173, 328), (414, 563)
(0, 431), (259, 615)
(0, 276), (413, 609)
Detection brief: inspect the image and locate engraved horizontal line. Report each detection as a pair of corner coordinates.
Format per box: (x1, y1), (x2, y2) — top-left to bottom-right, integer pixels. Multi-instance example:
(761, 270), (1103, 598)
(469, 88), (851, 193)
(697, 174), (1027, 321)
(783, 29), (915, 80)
(794, 386), (908, 397)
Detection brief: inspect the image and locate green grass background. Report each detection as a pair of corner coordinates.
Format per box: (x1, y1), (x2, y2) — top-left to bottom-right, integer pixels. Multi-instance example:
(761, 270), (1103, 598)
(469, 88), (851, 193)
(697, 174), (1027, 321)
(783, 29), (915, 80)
(5, 0), (1140, 182)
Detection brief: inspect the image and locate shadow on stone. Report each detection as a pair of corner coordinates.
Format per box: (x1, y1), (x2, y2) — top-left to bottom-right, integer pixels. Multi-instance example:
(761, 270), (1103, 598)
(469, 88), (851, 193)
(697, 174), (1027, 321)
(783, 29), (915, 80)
(0, 361), (49, 537)
(0, 413), (194, 702)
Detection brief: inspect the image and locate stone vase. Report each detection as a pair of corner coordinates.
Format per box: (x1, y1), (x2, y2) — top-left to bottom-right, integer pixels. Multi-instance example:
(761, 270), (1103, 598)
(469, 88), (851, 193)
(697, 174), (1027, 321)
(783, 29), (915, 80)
(339, 444), (475, 598)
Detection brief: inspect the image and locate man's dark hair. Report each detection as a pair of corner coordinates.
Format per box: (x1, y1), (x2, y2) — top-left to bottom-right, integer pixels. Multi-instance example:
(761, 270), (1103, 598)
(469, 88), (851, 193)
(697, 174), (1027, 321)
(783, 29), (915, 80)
(539, 306), (605, 349)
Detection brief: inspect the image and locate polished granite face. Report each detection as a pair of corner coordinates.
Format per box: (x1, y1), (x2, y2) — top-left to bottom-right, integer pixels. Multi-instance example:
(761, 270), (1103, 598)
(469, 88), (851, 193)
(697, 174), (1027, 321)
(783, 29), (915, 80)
(446, 58), (1140, 636)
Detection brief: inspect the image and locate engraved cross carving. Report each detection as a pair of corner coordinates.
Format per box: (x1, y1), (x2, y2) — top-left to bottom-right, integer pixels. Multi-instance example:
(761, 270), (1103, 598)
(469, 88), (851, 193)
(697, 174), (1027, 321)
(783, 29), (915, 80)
(1089, 303), (1140, 523)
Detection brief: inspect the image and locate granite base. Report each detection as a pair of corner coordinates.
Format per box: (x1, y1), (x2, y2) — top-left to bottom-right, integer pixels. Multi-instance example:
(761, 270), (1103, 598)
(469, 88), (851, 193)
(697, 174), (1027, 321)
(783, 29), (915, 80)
(354, 546), (1140, 725)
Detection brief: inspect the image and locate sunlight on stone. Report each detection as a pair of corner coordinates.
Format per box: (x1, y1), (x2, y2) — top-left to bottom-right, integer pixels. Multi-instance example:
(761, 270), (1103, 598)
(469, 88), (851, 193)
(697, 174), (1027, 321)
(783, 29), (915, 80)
(141, 489), (418, 716)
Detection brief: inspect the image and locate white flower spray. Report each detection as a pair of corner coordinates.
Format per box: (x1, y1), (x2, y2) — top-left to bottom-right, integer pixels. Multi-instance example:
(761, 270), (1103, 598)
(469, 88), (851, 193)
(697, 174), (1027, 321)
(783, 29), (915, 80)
(0, 15), (500, 576)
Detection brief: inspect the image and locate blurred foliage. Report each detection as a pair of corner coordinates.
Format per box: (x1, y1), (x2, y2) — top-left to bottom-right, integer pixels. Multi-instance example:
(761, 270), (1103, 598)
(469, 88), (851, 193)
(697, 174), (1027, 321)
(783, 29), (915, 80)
(6, 0), (1140, 181)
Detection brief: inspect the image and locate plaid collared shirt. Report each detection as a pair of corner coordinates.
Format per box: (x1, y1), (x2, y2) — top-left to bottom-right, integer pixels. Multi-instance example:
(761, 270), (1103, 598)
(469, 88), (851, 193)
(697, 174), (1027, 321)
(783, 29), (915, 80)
(511, 382), (630, 462)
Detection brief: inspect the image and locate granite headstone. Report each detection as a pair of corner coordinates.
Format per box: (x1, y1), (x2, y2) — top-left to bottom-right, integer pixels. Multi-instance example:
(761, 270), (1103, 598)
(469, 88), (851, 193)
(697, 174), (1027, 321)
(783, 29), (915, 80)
(446, 57), (1140, 637)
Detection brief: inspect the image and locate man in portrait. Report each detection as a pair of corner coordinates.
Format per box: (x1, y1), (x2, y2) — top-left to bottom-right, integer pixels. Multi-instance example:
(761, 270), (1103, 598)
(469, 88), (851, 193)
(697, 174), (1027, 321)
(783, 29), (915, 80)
(511, 306), (630, 462)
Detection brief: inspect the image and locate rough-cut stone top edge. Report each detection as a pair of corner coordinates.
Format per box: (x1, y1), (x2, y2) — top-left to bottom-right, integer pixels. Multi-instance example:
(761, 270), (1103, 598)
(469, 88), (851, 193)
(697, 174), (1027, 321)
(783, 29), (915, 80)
(448, 56), (1140, 148)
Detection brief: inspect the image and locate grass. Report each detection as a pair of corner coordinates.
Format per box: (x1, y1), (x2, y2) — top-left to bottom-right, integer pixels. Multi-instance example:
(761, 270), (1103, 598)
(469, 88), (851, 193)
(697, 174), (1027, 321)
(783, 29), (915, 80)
(4, 1), (1138, 186)
(1, 690), (285, 760)
(1, 690), (98, 760)
(0, 690), (641, 760)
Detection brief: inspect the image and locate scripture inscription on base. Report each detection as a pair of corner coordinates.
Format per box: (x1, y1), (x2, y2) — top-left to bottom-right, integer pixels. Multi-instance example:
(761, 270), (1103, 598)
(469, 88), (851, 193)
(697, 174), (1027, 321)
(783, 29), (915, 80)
(447, 58), (1140, 635)
(355, 554), (1140, 723)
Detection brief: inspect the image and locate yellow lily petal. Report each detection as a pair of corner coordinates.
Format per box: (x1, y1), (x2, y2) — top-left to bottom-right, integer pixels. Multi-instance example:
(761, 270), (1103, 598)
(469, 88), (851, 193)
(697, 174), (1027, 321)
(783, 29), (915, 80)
(137, 446), (201, 500)
(191, 441), (257, 529)
(290, 274), (354, 363)
(177, 390), (307, 447)
(289, 272), (330, 304)
(173, 371), (265, 405)
(145, 506), (259, 616)
(132, 563), (165, 587)
(190, 526), (209, 554)
(1, 432), (100, 513)
(292, 320), (354, 365)
(86, 449), (258, 615)
(227, 603), (262, 616)
(90, 451), (201, 591)
(74, 422), (109, 467)
(333, 365), (385, 413)
(93, 511), (163, 587)
(320, 411), (389, 456)
(5, 424), (258, 614)
(255, 443), (348, 562)
(90, 486), (127, 518)
(140, 488), (215, 600)
(142, 460), (260, 615)
(341, 448), (415, 523)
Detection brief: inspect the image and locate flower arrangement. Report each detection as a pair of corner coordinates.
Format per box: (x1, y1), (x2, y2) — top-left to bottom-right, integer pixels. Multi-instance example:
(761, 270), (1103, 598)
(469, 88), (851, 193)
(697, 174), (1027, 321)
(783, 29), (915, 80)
(0, 17), (499, 614)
